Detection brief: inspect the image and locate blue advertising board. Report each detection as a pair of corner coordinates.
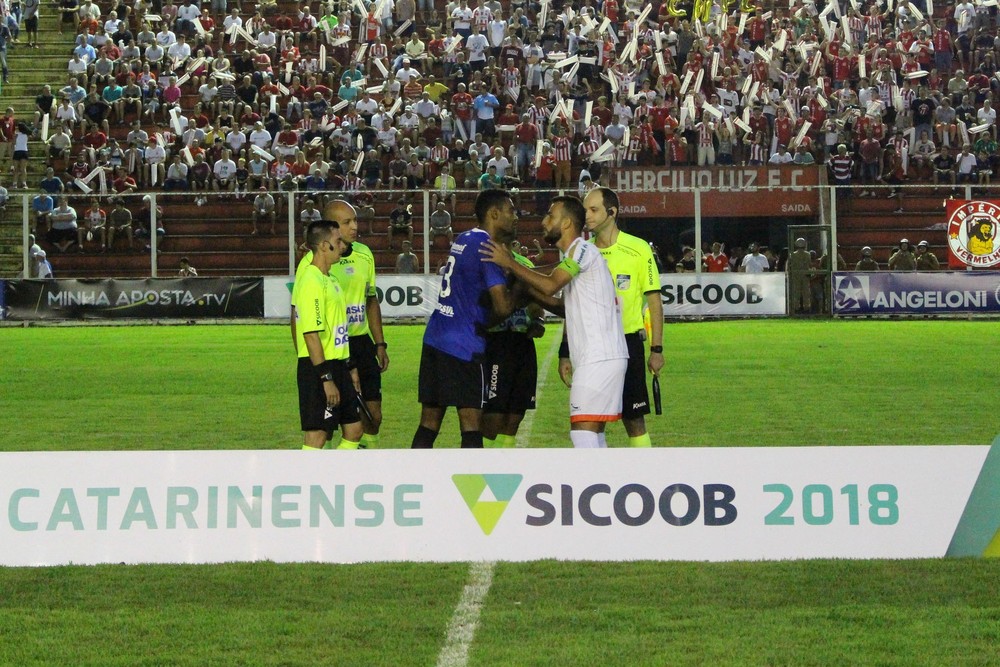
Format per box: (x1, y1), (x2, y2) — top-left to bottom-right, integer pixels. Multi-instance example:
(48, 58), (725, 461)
(833, 271), (1000, 315)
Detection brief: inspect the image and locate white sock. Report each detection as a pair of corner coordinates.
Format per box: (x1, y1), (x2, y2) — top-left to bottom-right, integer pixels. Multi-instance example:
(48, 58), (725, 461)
(597, 432), (607, 448)
(570, 430), (600, 448)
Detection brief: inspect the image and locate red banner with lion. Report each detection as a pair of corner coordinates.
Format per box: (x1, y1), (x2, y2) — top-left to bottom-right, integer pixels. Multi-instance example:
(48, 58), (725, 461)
(945, 200), (1000, 269)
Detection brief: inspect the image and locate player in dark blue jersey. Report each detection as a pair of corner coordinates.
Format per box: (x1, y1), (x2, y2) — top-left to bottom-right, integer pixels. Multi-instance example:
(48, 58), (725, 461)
(412, 189), (521, 449)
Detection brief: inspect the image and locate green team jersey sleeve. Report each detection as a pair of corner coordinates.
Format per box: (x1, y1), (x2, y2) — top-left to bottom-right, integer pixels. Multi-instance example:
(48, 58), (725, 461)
(329, 242), (376, 338)
(598, 232), (662, 334)
(292, 264), (351, 361)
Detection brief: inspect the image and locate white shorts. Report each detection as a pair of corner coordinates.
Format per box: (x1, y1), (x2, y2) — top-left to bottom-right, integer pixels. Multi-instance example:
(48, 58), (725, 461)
(569, 358), (627, 424)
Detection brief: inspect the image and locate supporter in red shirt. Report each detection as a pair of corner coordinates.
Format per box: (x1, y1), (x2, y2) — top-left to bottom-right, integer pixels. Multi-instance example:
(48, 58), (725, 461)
(703, 243), (729, 272)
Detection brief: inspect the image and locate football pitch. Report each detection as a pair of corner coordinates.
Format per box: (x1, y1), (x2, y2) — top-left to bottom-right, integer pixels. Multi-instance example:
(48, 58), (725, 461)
(1, 320), (999, 665)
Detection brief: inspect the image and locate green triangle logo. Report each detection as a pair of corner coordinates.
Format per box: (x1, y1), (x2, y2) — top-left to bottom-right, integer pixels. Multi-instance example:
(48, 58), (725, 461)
(286, 281), (295, 294)
(452, 474), (523, 535)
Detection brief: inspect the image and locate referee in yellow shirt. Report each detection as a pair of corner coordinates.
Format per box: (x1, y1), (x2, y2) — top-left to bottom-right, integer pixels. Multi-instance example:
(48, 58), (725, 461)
(291, 220), (364, 450)
(578, 187), (664, 447)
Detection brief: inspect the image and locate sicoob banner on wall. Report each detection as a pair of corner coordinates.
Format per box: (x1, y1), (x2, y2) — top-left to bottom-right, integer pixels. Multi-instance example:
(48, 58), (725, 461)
(4, 278), (264, 320)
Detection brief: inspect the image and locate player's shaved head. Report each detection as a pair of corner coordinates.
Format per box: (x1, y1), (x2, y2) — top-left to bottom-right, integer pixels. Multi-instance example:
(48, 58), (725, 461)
(323, 198), (357, 223)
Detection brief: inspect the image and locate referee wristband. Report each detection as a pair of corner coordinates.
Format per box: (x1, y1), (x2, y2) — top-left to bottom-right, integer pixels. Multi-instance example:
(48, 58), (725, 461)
(319, 372), (334, 383)
(559, 340), (570, 359)
(375, 342), (388, 349)
(650, 346), (663, 354)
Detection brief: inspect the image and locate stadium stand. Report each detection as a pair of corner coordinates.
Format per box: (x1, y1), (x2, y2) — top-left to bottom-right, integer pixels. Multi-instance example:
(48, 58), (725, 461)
(0, 0), (991, 277)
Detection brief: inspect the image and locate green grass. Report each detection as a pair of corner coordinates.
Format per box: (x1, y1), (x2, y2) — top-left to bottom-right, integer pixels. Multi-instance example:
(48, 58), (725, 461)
(1, 320), (999, 665)
(1, 320), (997, 449)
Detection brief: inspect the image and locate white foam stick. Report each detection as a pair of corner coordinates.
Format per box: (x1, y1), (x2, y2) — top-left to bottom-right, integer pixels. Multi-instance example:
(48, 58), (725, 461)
(182, 146), (194, 166)
(175, 72), (192, 87)
(755, 46), (772, 62)
(905, 70), (929, 79)
(456, 117), (468, 141)
(734, 118), (752, 133)
(351, 77), (368, 88)
(655, 52), (667, 78)
(636, 3), (653, 27)
(618, 40), (636, 63)
(355, 133), (363, 151)
(597, 17), (611, 35)
(169, 107), (183, 135)
(810, 51), (822, 77)
(892, 85), (903, 112)
(703, 103), (723, 119)
(252, 145), (276, 162)
(741, 75), (752, 94)
(969, 123), (991, 134)
(308, 136), (324, 148)
(694, 69), (704, 93)
(774, 31), (787, 52)
(725, 116), (735, 136)
(679, 104), (688, 129)
(318, 45), (327, 71)
(40, 114), (49, 142)
(790, 120), (811, 148)
(867, 101), (882, 117)
(783, 98), (797, 120)
(608, 71), (619, 93)
(444, 35), (463, 54)
(841, 16), (852, 44)
(738, 12), (748, 34)
(353, 44), (367, 63)
(850, 0), (859, 8)
(858, 53), (867, 78)
(352, 0), (366, 16)
(742, 106), (751, 125)
(829, 0), (840, 18)
(352, 149), (364, 175)
(366, 85), (384, 93)
(584, 100), (593, 127)
(393, 19), (411, 36)
(331, 99), (349, 113)
(128, 151), (136, 175)
(694, 18), (703, 38)
(927, 0), (934, 14)
(229, 25), (238, 44)
(817, 76), (825, 89)
(622, 126), (631, 151)
(388, 97), (402, 117)
(329, 36), (351, 47)
(748, 81), (760, 101)
(149, 162), (157, 186)
(372, 57), (389, 78)
(959, 119), (970, 146)
(581, 16), (596, 37)
(908, 2), (924, 21)
(554, 55), (579, 69)
(238, 27), (258, 46)
(276, 82), (289, 96)
(819, 15), (832, 40)
(680, 70), (694, 95)
(654, 28), (662, 51)
(819, 3), (834, 17)
(718, 12), (728, 32)
(194, 17), (206, 36)
(762, 11), (772, 19)
(685, 94), (696, 120)
(145, 14), (162, 22)
(711, 52), (719, 78)
(579, 56), (597, 65)
(534, 139), (544, 168)
(539, 0), (549, 30)
(74, 178), (93, 194)
(214, 71), (236, 81)
(186, 56), (206, 74)
(270, 94), (277, 114)
(817, 94), (829, 109)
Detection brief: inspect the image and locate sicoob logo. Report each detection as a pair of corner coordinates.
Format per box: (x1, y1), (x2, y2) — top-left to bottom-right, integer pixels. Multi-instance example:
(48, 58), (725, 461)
(452, 474), (523, 535)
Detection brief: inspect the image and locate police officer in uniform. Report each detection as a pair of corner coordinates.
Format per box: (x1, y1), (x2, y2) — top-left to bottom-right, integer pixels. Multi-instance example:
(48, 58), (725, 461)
(914, 240), (941, 270)
(888, 238), (916, 270)
(855, 246), (880, 270)
(786, 237), (812, 314)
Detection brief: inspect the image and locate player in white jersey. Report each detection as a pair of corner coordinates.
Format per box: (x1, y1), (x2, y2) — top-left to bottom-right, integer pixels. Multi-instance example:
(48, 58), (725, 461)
(480, 195), (627, 448)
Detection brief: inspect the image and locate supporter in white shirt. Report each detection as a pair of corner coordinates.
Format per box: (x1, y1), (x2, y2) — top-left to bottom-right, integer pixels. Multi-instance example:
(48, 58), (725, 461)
(741, 245), (770, 273)
(977, 100), (997, 126)
(155, 28), (176, 48)
(466, 26), (489, 64)
(226, 128), (247, 154)
(167, 37), (192, 63)
(248, 122), (272, 149)
(769, 146), (794, 164)
(487, 17), (507, 48)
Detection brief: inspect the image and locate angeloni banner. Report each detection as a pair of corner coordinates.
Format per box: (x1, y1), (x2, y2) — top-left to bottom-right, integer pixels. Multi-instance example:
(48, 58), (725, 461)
(613, 166), (821, 218)
(945, 200), (1000, 269)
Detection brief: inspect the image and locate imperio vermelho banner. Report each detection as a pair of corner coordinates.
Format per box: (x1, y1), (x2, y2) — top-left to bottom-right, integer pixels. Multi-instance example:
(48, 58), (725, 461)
(613, 166), (821, 218)
(945, 200), (1000, 269)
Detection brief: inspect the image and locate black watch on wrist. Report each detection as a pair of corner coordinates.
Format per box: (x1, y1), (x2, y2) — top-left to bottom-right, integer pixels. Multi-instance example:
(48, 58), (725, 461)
(375, 341), (388, 349)
(319, 372), (334, 383)
(650, 346), (663, 354)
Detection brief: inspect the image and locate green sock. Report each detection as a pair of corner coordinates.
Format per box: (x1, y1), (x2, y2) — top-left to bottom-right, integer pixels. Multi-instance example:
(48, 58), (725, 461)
(361, 433), (380, 449)
(496, 433), (517, 448)
(336, 439), (361, 450)
(302, 444), (324, 450)
(628, 433), (652, 448)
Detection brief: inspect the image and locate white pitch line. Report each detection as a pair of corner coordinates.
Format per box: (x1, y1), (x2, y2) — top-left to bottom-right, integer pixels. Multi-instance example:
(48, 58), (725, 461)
(435, 331), (562, 667)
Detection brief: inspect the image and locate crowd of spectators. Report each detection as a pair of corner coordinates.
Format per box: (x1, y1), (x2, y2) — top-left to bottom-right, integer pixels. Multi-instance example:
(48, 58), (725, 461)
(6, 0), (998, 262)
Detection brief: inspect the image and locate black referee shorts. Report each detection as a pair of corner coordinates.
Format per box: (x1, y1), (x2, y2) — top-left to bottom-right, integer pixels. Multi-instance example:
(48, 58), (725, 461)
(297, 358), (361, 435)
(622, 332), (650, 420)
(483, 331), (537, 414)
(418, 344), (486, 409)
(349, 334), (382, 401)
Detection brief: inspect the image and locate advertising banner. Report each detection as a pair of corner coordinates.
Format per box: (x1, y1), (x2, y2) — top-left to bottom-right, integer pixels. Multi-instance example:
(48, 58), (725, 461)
(0, 445), (997, 566)
(832, 271), (1000, 315)
(3, 278), (263, 320)
(614, 166), (820, 218)
(265, 275), (440, 319)
(945, 200), (1000, 269)
(659, 273), (787, 317)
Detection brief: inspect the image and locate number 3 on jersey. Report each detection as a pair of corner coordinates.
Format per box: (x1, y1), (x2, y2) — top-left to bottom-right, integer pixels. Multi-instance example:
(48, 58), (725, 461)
(439, 256), (457, 298)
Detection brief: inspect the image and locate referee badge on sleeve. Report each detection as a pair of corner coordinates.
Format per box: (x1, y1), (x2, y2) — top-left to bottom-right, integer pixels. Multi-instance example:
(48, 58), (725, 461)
(616, 274), (631, 290)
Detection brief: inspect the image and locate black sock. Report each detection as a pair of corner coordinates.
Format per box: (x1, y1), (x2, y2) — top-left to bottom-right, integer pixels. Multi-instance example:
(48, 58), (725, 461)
(411, 425), (438, 449)
(460, 430), (484, 449)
